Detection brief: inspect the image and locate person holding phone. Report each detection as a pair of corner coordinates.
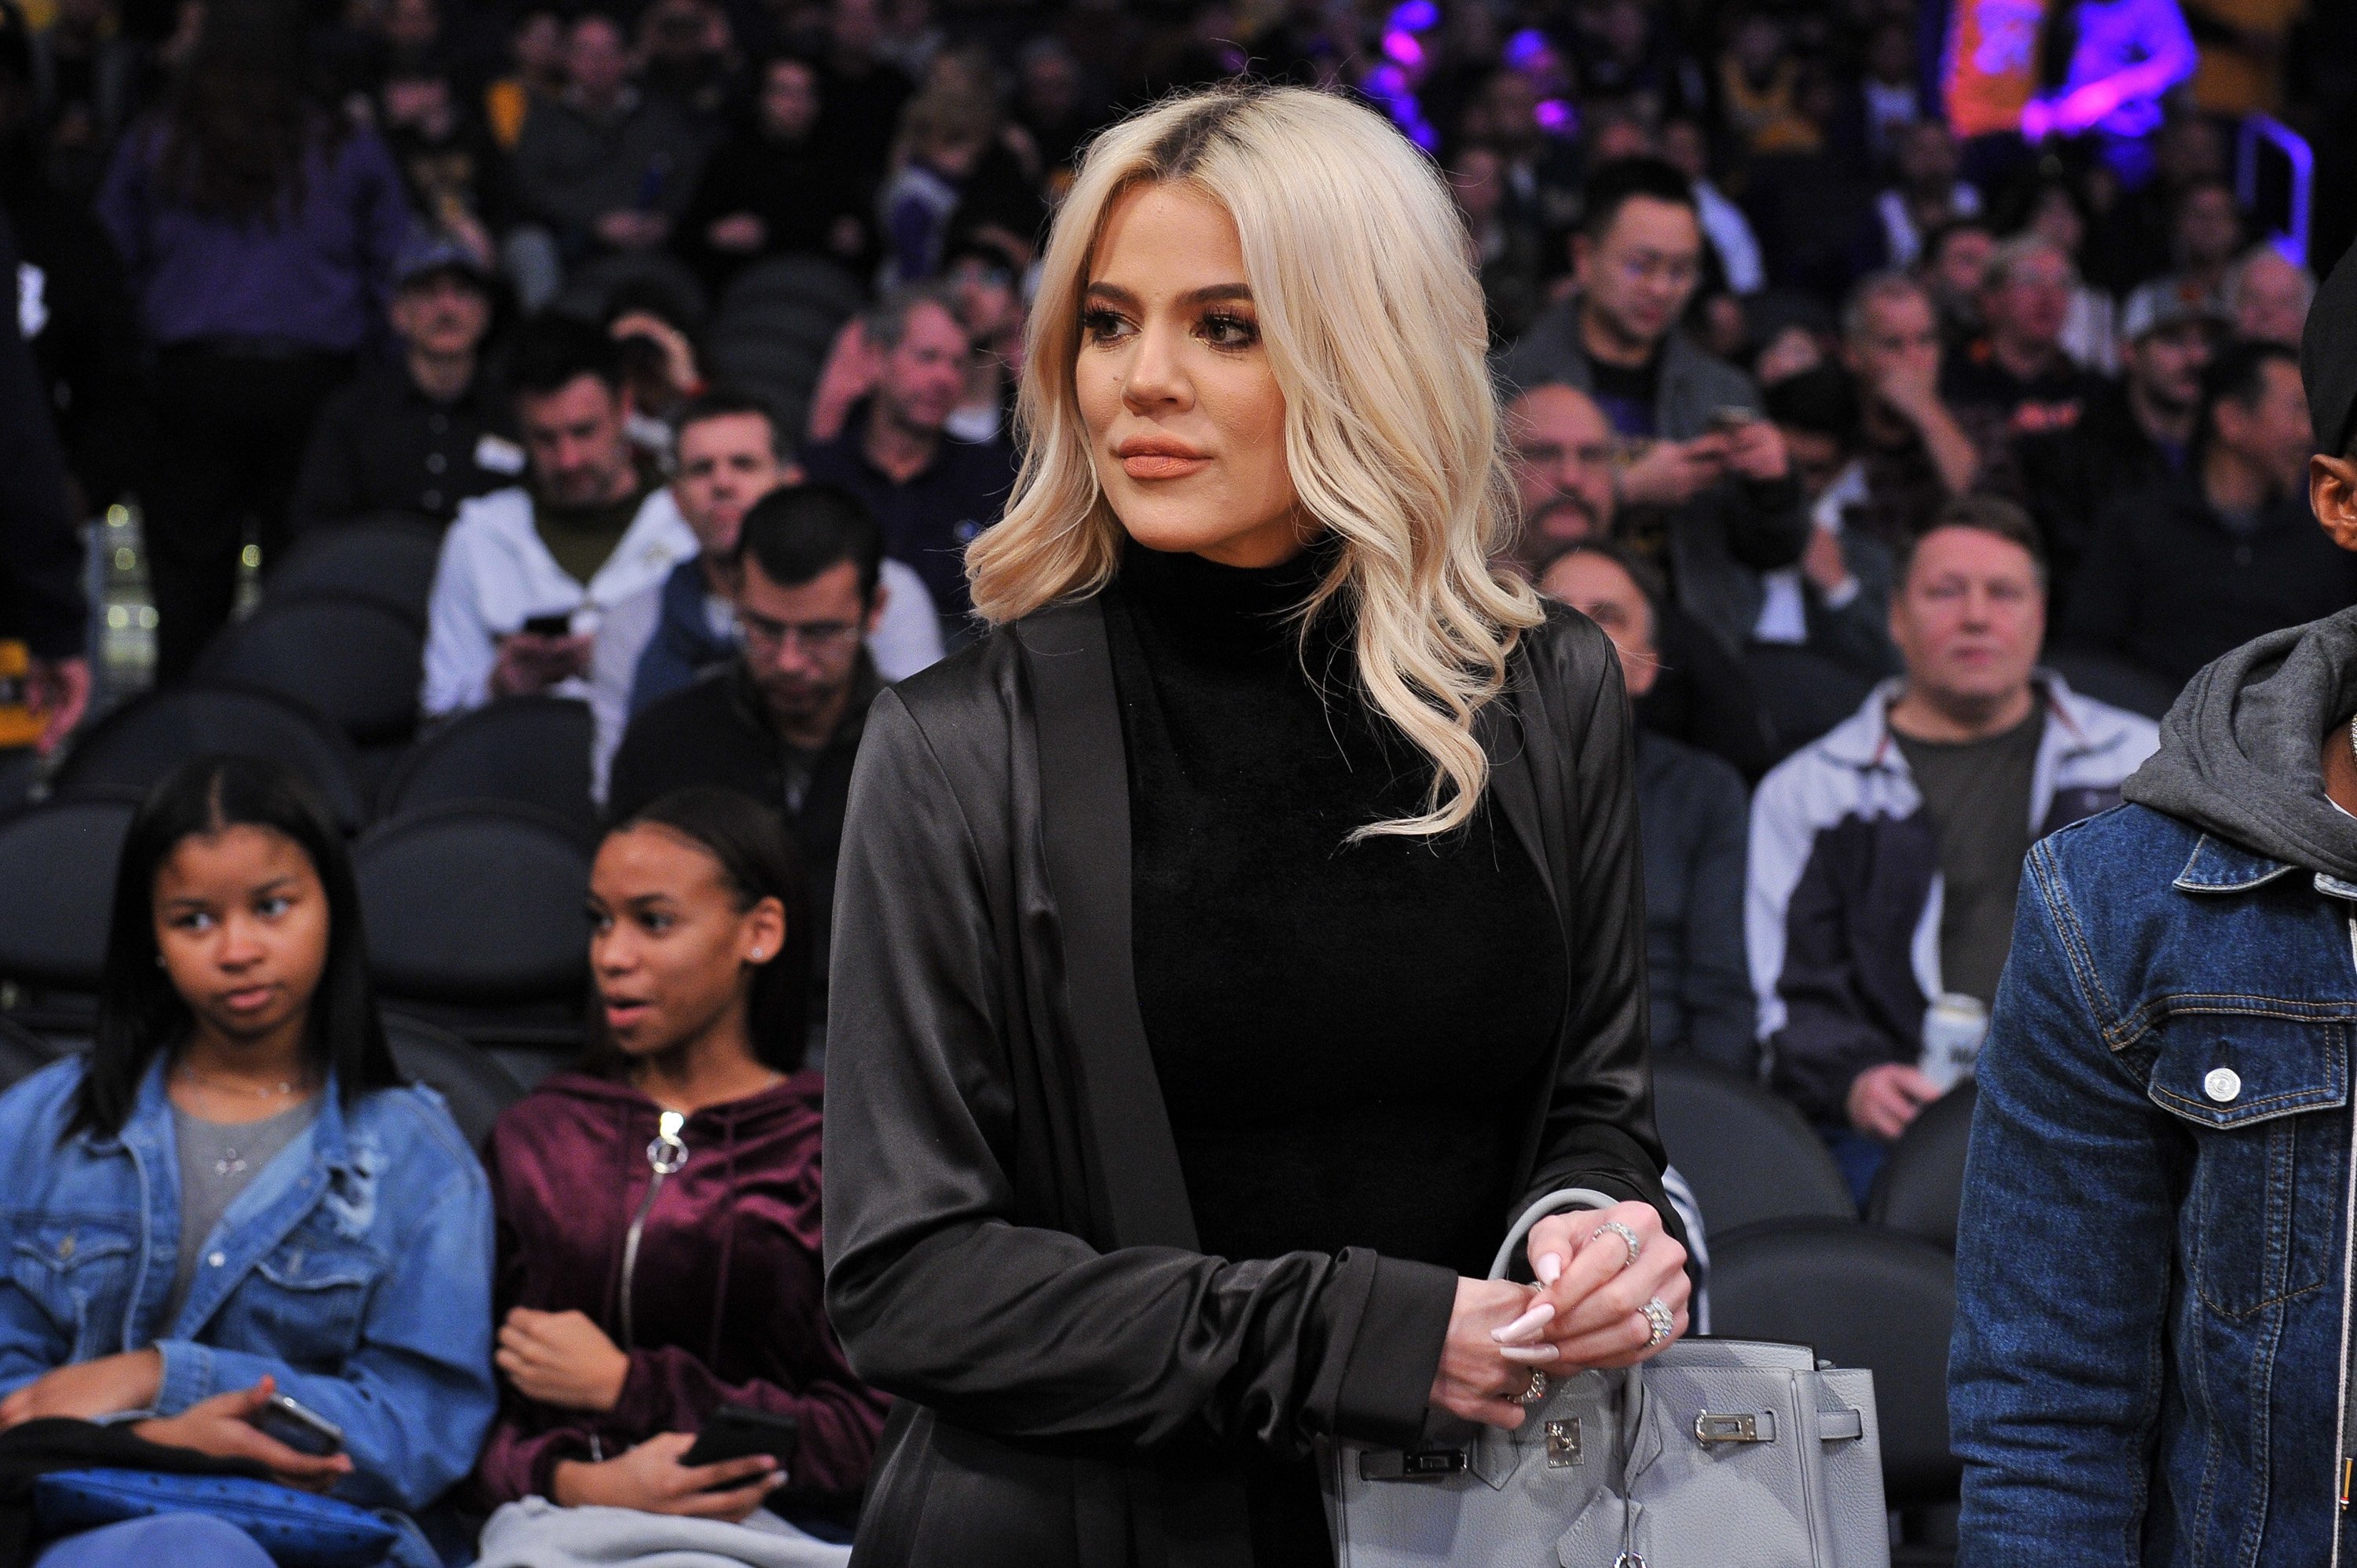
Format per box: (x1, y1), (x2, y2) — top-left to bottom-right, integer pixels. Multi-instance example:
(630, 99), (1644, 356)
(471, 788), (886, 1562)
(0, 756), (497, 1568)
(823, 85), (1690, 1568)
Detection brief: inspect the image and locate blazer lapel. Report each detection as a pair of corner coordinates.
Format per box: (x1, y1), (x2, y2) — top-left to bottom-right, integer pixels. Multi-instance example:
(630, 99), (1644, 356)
(1016, 598), (1200, 1255)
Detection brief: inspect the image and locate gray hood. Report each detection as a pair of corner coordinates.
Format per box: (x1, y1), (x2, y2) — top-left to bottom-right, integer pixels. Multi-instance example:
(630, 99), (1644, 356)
(2122, 606), (2357, 881)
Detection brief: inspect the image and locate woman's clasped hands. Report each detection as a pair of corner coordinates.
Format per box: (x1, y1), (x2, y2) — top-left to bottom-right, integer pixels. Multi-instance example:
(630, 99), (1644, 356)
(1428, 1200), (1690, 1430)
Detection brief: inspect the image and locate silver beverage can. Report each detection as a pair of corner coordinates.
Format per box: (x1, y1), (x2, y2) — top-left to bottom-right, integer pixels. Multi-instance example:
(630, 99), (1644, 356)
(1919, 992), (1989, 1094)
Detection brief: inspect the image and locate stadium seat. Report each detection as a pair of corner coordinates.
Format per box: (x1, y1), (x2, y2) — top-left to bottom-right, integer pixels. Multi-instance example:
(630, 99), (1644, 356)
(376, 697), (598, 844)
(0, 1016), (62, 1091)
(0, 793), (136, 1034)
(718, 255), (866, 322)
(1710, 1218), (1962, 1513)
(1868, 1080), (1979, 1251)
(266, 516), (445, 627)
(197, 594), (424, 750)
(1650, 1057), (1857, 1233)
(51, 685), (369, 834)
(383, 1011), (526, 1149)
(354, 802), (591, 1053)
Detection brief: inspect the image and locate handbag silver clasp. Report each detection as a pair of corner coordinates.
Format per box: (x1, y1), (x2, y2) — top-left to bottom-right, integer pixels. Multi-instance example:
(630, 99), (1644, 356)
(1693, 1411), (1775, 1445)
(1358, 1449), (1468, 1482)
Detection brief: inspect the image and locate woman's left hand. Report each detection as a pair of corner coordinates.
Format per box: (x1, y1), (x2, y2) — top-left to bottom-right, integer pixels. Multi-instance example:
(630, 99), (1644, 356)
(0, 1348), (163, 1427)
(497, 1309), (630, 1412)
(1499, 1202), (1691, 1371)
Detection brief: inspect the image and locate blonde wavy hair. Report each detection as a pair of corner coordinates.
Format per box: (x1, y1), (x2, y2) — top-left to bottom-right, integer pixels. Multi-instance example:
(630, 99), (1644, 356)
(966, 84), (1544, 838)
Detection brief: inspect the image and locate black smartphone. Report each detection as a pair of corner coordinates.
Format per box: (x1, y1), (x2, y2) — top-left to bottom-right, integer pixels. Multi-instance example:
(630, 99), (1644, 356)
(519, 613), (573, 638)
(681, 1405), (800, 1477)
(255, 1391), (345, 1456)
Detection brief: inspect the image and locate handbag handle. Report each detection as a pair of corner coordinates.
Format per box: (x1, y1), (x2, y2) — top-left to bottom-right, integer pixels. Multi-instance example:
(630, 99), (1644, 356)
(1486, 1186), (1625, 1280)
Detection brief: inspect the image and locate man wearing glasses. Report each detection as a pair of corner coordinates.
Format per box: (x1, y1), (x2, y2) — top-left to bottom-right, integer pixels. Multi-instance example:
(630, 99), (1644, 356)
(1498, 156), (1805, 660)
(607, 483), (893, 1064)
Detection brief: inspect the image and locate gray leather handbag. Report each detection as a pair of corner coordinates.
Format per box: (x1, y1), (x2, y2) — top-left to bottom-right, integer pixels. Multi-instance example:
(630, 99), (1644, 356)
(1328, 1189), (1890, 1568)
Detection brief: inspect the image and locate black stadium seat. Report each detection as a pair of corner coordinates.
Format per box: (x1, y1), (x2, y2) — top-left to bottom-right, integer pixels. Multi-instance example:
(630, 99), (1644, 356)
(383, 1011), (526, 1149)
(0, 794), (135, 988)
(266, 516), (444, 627)
(1650, 1057), (1857, 1233)
(1868, 1080), (1979, 1251)
(1710, 1218), (1962, 1512)
(52, 686), (368, 834)
(197, 595), (426, 749)
(0, 1016), (63, 1092)
(377, 697), (598, 844)
(354, 802), (591, 1053)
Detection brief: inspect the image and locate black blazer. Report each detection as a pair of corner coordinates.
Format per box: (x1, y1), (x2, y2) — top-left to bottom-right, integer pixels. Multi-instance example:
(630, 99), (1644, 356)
(821, 594), (1677, 1567)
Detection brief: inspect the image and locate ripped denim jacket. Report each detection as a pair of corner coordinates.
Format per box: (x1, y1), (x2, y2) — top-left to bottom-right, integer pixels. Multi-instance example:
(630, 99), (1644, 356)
(0, 1057), (497, 1556)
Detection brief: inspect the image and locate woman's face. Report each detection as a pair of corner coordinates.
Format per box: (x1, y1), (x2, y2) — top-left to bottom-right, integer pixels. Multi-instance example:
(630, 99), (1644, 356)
(588, 826), (783, 1059)
(1074, 182), (1304, 569)
(152, 826), (331, 1049)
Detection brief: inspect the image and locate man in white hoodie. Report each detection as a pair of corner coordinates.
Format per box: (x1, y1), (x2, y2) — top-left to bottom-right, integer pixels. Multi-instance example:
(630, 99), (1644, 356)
(420, 316), (697, 738)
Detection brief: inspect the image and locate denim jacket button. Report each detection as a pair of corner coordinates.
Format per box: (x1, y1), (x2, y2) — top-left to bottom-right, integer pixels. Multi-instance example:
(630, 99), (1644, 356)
(2204, 1067), (2242, 1103)
(207, 1251), (226, 1268)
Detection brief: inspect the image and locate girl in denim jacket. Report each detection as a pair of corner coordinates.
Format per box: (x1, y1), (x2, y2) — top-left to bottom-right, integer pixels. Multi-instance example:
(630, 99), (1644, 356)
(0, 756), (497, 1568)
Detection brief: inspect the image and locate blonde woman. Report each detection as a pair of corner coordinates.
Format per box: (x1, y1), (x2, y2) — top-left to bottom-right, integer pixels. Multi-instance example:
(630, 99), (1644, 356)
(823, 84), (1691, 1567)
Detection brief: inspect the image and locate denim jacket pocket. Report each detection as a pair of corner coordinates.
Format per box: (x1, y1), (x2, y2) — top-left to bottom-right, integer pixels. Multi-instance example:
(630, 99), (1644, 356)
(2143, 1007), (2351, 1321)
(224, 1231), (381, 1371)
(8, 1218), (139, 1361)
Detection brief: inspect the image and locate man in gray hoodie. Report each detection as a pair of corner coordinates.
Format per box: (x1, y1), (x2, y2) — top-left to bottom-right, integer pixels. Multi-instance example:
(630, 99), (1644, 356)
(1949, 240), (2357, 1564)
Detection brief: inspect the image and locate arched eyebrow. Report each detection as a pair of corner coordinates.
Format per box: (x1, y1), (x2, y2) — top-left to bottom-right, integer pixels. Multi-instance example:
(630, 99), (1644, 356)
(1083, 281), (1254, 308)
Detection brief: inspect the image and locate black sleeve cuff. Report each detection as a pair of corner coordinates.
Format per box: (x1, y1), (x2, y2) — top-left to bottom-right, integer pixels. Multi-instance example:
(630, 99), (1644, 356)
(1330, 1253), (1457, 1450)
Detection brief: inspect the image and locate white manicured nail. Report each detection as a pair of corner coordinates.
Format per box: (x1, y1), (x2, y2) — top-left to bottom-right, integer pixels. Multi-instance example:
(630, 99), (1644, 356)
(1500, 1343), (1560, 1364)
(1536, 1253), (1563, 1285)
(1491, 1301), (1555, 1343)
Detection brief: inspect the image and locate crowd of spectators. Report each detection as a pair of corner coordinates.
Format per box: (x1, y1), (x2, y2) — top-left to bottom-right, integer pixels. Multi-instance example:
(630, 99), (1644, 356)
(2, 0), (2355, 1550)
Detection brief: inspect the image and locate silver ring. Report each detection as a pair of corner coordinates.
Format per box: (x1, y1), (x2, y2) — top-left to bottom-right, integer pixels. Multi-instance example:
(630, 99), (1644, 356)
(1592, 1219), (1642, 1271)
(1513, 1370), (1550, 1405)
(1640, 1298), (1674, 1350)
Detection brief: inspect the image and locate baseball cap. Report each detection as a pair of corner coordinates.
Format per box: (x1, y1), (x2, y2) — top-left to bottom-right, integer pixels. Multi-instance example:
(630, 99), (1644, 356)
(2303, 241), (2357, 457)
(393, 232), (493, 291)
(2119, 281), (2223, 343)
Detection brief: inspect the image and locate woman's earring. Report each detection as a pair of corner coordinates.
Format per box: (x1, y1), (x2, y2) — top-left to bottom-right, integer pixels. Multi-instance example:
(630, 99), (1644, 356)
(750, 948), (766, 961)
(154, 954), (166, 969)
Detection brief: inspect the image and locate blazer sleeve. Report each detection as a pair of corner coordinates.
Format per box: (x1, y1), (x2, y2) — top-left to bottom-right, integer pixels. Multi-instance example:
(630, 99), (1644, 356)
(1511, 619), (1684, 1247)
(823, 689), (1456, 1460)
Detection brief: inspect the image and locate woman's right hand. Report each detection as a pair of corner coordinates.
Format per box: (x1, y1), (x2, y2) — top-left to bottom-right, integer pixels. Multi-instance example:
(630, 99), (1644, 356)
(551, 1432), (783, 1522)
(132, 1377), (354, 1494)
(1428, 1277), (1548, 1431)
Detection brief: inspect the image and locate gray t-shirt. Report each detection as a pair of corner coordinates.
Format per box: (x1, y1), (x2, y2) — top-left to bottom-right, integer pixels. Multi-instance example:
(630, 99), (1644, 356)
(167, 1097), (318, 1321)
(1893, 708), (2047, 1007)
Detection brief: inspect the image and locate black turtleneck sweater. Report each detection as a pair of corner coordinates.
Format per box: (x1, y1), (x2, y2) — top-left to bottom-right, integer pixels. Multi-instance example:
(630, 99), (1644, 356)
(1104, 540), (1567, 1566)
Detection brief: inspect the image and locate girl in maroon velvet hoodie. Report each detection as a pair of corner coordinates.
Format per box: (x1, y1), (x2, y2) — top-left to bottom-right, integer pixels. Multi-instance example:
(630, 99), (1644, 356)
(471, 787), (888, 1531)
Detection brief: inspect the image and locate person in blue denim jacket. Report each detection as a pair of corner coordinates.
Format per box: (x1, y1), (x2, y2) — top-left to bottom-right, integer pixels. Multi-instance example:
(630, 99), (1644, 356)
(1952, 246), (2357, 1563)
(0, 756), (497, 1568)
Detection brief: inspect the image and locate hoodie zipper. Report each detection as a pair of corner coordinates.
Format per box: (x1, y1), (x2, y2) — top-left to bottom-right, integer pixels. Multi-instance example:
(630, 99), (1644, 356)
(618, 1110), (688, 1351)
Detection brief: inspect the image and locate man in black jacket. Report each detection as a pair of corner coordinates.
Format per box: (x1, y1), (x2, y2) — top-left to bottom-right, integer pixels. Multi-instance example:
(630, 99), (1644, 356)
(2062, 339), (2357, 696)
(2016, 288), (2212, 610)
(288, 236), (519, 532)
(607, 483), (889, 1063)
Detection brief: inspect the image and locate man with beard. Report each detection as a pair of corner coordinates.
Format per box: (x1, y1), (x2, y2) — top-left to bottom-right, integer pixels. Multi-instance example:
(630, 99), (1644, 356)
(607, 483), (891, 1064)
(2018, 288), (2212, 608)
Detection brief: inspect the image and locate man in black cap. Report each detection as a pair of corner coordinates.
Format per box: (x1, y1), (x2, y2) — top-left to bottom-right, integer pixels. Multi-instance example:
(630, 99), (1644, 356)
(287, 234), (520, 533)
(1950, 242), (2357, 1562)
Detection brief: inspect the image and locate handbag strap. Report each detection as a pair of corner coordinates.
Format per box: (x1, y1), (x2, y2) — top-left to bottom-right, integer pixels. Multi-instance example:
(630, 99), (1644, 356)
(1486, 1186), (1625, 1280)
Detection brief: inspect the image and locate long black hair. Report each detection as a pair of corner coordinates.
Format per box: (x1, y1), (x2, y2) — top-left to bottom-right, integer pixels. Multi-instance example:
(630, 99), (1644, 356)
(69, 756), (400, 1139)
(157, 0), (339, 222)
(598, 787), (813, 1073)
